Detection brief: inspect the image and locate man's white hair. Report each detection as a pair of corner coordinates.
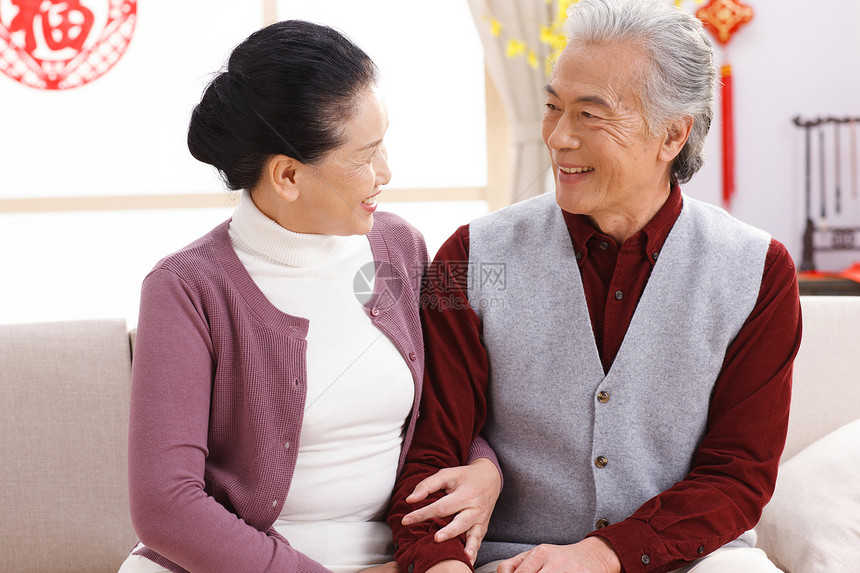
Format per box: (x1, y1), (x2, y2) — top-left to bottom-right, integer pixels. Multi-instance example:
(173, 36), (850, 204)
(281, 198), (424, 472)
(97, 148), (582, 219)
(563, 0), (717, 183)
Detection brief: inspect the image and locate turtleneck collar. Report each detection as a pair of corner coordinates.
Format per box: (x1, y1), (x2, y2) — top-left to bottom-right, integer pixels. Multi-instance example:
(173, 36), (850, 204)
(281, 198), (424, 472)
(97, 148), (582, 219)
(229, 189), (354, 268)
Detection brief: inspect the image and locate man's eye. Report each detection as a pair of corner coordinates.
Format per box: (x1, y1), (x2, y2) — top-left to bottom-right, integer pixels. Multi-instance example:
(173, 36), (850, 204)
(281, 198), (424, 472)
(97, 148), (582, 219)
(582, 111), (596, 118)
(545, 103), (560, 111)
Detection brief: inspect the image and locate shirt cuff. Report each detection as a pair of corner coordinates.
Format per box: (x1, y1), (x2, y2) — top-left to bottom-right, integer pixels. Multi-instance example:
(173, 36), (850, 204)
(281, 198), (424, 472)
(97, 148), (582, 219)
(466, 435), (503, 489)
(587, 519), (669, 573)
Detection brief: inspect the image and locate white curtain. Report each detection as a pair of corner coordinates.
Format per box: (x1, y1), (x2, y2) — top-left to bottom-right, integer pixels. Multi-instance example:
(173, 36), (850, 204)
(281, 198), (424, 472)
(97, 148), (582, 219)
(468, 0), (564, 205)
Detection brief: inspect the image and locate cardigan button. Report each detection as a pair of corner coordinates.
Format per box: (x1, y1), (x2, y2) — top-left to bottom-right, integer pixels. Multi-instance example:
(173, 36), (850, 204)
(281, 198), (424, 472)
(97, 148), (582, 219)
(371, 306), (380, 317)
(614, 290), (624, 300)
(641, 554), (651, 565)
(697, 545), (705, 554)
(594, 456), (608, 468)
(408, 352), (417, 361)
(595, 518), (609, 529)
(597, 391), (610, 403)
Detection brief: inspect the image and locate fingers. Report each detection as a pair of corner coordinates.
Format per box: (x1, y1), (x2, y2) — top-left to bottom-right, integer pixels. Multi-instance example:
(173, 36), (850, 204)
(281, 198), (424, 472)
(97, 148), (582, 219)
(402, 493), (460, 526)
(497, 553), (527, 573)
(406, 469), (456, 503)
(463, 524), (486, 565)
(433, 509), (481, 542)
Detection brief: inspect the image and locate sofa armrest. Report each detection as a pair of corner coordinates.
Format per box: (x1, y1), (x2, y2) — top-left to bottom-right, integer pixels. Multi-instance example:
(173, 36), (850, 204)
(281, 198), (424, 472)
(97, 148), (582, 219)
(0, 319), (139, 572)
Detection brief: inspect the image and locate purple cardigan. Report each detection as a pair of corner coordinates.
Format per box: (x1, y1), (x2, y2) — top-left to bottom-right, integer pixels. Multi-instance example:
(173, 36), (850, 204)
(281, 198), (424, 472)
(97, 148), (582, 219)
(129, 212), (474, 573)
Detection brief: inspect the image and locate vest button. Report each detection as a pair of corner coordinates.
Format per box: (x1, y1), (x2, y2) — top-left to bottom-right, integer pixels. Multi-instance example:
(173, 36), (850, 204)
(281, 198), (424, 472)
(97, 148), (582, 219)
(597, 391), (610, 403)
(595, 518), (609, 529)
(594, 456), (608, 468)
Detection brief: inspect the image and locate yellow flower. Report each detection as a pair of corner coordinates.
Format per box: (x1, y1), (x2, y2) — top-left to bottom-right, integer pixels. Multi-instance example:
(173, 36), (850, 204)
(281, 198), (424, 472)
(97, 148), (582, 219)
(489, 17), (503, 37)
(506, 38), (527, 58)
(527, 49), (539, 69)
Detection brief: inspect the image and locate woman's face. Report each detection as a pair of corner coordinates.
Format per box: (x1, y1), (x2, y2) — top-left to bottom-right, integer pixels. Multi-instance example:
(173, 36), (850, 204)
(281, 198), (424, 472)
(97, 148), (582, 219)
(291, 88), (391, 236)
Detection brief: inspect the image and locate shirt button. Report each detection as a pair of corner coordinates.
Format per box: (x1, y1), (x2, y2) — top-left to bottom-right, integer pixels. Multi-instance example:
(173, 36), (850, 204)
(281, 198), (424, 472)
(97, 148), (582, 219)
(599, 241), (609, 250)
(595, 518), (609, 529)
(653, 251), (660, 261)
(614, 290), (623, 300)
(370, 307), (380, 317)
(641, 555), (651, 565)
(594, 456), (608, 468)
(575, 251), (583, 261)
(408, 352), (417, 361)
(597, 391), (610, 403)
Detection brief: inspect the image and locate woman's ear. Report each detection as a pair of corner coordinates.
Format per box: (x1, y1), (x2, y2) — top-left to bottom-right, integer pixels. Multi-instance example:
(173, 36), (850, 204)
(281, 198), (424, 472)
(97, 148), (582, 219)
(264, 154), (301, 202)
(659, 116), (694, 163)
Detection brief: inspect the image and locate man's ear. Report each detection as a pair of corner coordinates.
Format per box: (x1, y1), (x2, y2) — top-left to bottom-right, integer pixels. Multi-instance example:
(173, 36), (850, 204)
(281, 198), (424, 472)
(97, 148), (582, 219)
(264, 154), (300, 202)
(659, 116), (694, 163)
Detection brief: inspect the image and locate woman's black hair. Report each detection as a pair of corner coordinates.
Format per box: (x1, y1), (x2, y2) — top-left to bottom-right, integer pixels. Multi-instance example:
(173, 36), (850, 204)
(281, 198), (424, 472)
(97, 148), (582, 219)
(187, 20), (379, 191)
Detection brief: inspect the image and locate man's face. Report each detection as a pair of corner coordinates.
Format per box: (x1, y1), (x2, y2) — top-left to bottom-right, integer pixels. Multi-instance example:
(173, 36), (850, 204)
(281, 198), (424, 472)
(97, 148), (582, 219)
(542, 41), (672, 229)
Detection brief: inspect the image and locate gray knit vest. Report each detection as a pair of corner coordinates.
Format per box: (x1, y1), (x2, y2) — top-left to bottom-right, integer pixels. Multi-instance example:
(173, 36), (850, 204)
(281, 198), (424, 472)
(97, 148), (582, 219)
(467, 192), (769, 563)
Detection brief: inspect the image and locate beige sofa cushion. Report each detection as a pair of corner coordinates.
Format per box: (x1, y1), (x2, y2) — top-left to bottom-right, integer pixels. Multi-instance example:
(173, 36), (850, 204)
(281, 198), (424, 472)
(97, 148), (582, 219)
(780, 296), (860, 461)
(0, 320), (138, 572)
(756, 419), (860, 572)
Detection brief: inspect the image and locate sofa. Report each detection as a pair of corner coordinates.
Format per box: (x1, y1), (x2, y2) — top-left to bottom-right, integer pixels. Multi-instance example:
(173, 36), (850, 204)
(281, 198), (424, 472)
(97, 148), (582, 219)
(1, 296), (858, 573)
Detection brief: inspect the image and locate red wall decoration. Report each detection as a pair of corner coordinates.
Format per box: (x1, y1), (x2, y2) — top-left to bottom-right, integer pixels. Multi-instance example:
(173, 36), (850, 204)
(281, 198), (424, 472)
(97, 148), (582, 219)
(695, 0), (754, 209)
(0, 0), (137, 90)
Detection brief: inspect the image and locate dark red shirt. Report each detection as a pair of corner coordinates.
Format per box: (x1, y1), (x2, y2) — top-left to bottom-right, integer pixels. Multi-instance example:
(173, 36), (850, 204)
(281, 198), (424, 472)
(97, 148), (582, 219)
(389, 187), (802, 573)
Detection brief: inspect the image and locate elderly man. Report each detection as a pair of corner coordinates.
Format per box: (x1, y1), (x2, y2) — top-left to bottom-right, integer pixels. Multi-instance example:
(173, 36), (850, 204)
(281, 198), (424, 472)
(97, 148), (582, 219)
(388, 0), (801, 572)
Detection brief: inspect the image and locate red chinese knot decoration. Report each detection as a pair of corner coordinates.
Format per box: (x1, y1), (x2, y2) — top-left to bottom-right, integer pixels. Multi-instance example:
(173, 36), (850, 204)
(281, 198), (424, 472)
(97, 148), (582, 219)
(695, 0), (753, 45)
(0, 0), (137, 90)
(696, 0), (754, 209)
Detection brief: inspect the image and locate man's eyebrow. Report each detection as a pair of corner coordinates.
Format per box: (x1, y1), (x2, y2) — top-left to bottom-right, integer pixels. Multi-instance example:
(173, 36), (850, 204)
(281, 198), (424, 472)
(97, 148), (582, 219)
(545, 84), (611, 109)
(576, 95), (611, 108)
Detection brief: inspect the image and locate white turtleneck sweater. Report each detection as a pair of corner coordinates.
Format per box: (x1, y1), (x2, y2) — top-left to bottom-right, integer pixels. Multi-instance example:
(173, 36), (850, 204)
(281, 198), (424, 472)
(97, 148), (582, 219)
(228, 191), (414, 572)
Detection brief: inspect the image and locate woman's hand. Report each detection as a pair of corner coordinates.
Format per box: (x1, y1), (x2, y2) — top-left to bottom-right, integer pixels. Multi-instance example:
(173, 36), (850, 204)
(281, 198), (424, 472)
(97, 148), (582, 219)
(400, 457), (502, 564)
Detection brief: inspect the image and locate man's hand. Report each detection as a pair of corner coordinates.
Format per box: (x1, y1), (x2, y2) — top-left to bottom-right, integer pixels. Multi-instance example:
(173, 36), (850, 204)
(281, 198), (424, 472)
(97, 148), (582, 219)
(401, 458), (502, 564)
(496, 537), (621, 573)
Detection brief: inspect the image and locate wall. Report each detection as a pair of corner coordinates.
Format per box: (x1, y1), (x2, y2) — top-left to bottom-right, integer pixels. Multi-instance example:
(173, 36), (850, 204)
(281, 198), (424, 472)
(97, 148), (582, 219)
(1, 1), (859, 326)
(679, 0), (860, 272)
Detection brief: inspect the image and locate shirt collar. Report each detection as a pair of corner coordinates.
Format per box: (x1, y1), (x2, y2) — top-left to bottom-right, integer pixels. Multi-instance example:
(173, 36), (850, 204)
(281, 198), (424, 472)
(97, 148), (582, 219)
(561, 183), (683, 266)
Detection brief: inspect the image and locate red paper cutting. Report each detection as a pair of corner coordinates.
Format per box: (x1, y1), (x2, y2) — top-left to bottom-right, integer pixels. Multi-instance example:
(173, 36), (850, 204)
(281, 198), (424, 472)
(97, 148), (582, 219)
(0, 0), (137, 90)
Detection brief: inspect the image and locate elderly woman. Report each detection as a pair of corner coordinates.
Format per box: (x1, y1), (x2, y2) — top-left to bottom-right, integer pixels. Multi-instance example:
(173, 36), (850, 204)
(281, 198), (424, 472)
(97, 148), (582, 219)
(120, 20), (500, 573)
